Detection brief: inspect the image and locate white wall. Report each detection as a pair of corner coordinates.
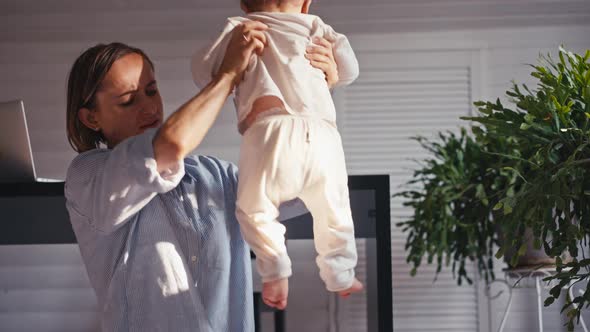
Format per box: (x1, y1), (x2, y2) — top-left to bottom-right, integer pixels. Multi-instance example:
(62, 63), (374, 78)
(1, 0), (589, 331)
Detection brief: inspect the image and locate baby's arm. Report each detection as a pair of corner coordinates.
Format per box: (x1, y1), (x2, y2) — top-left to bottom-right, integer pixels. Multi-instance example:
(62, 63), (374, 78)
(324, 26), (359, 87)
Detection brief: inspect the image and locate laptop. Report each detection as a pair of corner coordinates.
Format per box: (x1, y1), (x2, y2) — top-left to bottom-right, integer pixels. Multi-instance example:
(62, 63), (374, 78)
(0, 99), (62, 183)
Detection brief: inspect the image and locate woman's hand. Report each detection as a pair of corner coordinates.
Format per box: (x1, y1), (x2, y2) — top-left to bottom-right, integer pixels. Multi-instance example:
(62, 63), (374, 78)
(305, 37), (339, 88)
(155, 22), (268, 172)
(216, 21), (268, 87)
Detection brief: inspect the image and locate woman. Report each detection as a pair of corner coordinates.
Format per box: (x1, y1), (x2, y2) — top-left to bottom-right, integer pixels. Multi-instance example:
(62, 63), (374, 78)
(64, 21), (339, 331)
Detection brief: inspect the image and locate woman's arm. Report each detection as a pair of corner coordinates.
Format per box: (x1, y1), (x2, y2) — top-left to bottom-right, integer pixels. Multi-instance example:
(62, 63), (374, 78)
(154, 21), (268, 173)
(65, 128), (184, 234)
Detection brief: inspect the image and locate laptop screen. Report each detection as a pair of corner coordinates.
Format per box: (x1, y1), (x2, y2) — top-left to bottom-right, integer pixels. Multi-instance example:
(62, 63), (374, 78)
(0, 99), (37, 183)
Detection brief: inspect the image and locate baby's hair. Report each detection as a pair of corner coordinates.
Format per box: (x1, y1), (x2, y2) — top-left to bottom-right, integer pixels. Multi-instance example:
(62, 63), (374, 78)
(242, 0), (275, 11)
(241, 0), (303, 11)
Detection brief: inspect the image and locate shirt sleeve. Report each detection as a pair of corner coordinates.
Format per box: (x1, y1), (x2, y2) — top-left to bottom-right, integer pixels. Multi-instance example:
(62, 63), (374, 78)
(64, 128), (185, 234)
(227, 161), (239, 197)
(324, 25), (359, 88)
(191, 20), (238, 89)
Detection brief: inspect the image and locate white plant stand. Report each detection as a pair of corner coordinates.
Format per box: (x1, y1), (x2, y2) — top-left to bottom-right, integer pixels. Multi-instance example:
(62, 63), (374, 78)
(486, 266), (588, 332)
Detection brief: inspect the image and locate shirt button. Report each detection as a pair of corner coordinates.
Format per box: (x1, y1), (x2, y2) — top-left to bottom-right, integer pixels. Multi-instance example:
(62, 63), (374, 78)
(191, 255), (197, 262)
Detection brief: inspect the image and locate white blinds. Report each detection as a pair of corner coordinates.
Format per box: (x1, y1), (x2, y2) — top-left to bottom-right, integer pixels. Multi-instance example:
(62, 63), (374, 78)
(0, 244), (99, 332)
(338, 49), (480, 332)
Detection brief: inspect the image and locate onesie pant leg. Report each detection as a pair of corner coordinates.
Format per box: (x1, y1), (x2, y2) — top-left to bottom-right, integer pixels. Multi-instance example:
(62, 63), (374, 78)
(236, 115), (306, 282)
(298, 119), (358, 292)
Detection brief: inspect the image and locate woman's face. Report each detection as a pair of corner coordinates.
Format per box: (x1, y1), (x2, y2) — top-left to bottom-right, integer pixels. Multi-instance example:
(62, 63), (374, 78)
(83, 53), (163, 148)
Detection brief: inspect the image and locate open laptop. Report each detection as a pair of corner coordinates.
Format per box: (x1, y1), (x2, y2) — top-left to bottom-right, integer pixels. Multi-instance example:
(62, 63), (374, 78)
(0, 99), (62, 183)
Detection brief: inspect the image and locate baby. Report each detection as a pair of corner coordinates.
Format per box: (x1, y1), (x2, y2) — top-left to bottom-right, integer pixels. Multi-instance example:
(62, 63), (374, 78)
(191, 0), (363, 309)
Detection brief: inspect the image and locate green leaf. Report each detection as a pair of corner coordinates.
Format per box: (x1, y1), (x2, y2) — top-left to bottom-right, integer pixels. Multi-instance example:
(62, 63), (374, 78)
(550, 283), (563, 298)
(517, 242), (528, 257)
(566, 308), (578, 319)
(493, 202), (503, 211)
(556, 197), (566, 211)
(510, 252), (519, 267)
(544, 297), (555, 306)
(551, 95), (561, 109)
(495, 247), (505, 259)
(552, 180), (561, 195)
(548, 149), (560, 164)
(556, 256), (563, 267)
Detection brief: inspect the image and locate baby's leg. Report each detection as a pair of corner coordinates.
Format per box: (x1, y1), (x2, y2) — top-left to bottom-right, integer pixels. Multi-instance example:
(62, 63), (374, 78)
(298, 119), (363, 294)
(236, 115), (308, 306)
(338, 277), (364, 298)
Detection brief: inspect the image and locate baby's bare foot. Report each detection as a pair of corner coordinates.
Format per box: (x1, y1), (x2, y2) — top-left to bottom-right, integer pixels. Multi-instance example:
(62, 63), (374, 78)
(338, 278), (364, 298)
(262, 278), (289, 309)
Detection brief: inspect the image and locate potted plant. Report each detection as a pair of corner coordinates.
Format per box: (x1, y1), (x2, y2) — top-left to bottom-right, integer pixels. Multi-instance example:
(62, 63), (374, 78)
(397, 48), (590, 330)
(395, 128), (516, 285)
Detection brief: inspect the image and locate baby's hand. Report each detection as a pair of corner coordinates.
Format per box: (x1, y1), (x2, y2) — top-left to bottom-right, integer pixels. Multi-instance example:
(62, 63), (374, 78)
(262, 278), (289, 310)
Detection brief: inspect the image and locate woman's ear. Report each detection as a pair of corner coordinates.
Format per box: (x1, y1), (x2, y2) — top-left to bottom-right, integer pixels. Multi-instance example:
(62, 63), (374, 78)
(302, 0), (312, 13)
(78, 107), (100, 132)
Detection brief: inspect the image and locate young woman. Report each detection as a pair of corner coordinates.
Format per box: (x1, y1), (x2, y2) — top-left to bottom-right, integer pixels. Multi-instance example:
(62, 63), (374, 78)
(63, 21), (339, 331)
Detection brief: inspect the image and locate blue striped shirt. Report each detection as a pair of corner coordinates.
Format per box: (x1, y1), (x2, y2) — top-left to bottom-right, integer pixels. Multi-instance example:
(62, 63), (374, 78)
(64, 128), (254, 332)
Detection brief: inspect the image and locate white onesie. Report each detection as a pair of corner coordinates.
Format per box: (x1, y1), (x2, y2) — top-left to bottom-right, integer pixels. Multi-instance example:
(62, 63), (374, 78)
(191, 12), (359, 292)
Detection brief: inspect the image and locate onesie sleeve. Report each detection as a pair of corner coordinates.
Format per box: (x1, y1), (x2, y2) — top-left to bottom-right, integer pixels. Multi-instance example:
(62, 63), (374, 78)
(323, 24), (359, 87)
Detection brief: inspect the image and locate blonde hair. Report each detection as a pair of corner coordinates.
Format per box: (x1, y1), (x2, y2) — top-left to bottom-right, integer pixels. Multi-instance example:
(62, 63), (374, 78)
(66, 42), (154, 153)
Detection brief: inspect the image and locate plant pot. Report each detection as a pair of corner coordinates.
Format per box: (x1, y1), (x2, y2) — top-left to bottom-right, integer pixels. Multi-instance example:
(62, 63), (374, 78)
(499, 227), (572, 268)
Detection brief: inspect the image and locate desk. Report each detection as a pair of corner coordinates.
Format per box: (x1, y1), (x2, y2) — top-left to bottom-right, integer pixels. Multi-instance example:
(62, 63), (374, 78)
(0, 182), (72, 244)
(0, 175), (393, 332)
